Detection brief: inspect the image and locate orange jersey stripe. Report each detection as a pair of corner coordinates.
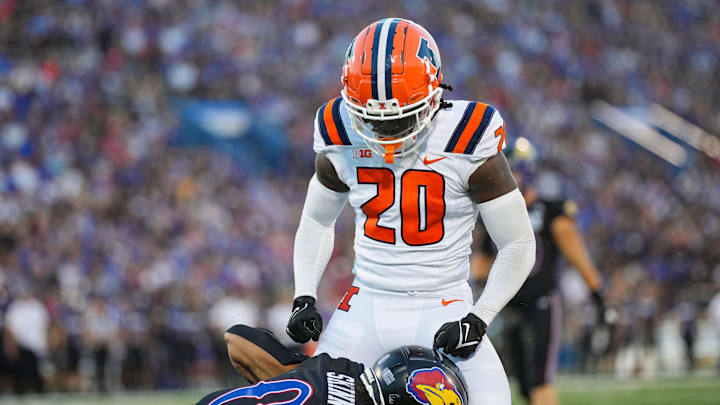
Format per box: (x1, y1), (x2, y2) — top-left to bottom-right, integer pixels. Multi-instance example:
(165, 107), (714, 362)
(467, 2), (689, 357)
(322, 98), (343, 145)
(452, 103), (489, 153)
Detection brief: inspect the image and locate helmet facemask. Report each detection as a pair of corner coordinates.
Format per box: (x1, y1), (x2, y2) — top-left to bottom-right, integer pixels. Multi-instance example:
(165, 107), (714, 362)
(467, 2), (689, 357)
(341, 18), (444, 163)
(344, 86), (443, 163)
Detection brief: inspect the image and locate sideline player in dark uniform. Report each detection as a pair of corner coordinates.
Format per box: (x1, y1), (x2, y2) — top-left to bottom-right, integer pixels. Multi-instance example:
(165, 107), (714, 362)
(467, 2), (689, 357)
(196, 324), (468, 405)
(472, 138), (606, 405)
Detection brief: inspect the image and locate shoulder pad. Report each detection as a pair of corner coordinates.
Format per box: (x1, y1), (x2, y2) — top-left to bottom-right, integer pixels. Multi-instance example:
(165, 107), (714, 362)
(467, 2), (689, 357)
(442, 101), (506, 160)
(313, 97), (353, 153)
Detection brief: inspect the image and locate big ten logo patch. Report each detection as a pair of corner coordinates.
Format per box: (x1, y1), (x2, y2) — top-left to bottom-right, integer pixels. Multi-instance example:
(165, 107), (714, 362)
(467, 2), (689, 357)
(353, 148), (372, 159)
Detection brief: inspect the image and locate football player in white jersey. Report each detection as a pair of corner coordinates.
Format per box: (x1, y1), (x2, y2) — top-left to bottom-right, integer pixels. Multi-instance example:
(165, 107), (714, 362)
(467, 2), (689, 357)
(286, 18), (536, 404)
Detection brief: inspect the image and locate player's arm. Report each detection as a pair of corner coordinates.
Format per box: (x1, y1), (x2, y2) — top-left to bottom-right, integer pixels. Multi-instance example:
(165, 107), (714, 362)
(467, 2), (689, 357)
(287, 154), (349, 343)
(469, 152), (536, 325)
(224, 331), (299, 383)
(550, 213), (604, 305)
(434, 153), (536, 358)
(315, 153), (350, 192)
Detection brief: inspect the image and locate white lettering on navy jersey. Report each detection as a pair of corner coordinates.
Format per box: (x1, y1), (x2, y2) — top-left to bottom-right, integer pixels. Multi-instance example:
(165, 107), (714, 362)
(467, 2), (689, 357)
(326, 372), (356, 405)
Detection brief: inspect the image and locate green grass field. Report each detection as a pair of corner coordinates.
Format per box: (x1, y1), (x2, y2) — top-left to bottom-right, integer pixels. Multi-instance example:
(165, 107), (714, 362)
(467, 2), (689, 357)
(1, 375), (718, 404)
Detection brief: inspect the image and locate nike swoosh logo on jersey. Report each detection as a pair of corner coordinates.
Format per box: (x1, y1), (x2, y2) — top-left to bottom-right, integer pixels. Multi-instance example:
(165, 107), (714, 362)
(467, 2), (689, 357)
(441, 299), (463, 306)
(423, 155), (446, 165)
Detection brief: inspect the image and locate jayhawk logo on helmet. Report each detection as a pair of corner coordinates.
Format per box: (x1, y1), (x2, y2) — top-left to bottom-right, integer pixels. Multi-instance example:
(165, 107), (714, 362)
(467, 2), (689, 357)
(406, 367), (464, 405)
(341, 18), (444, 163)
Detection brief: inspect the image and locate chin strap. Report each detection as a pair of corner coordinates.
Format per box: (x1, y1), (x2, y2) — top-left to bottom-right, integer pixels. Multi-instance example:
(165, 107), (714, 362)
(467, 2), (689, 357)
(439, 83), (454, 110)
(384, 144), (396, 163)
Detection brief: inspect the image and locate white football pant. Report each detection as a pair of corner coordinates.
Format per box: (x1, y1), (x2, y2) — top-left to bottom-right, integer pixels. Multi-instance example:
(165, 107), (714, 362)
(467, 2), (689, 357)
(315, 278), (511, 405)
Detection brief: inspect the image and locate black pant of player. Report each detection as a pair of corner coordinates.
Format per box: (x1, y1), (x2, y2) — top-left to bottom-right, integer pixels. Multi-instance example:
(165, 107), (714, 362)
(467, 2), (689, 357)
(93, 346), (109, 392)
(9, 346), (44, 394)
(503, 291), (562, 400)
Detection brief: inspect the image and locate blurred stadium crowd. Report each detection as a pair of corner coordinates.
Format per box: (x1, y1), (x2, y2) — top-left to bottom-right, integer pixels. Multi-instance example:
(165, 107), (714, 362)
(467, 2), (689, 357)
(0, 0), (719, 394)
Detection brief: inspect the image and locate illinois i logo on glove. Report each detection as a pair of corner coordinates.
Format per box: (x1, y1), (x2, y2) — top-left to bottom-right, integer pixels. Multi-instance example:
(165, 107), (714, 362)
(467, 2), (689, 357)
(433, 313), (487, 358)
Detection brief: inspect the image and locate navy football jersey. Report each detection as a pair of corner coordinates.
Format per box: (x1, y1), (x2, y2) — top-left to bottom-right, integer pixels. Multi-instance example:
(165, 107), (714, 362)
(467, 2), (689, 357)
(480, 199), (577, 305)
(196, 353), (365, 405)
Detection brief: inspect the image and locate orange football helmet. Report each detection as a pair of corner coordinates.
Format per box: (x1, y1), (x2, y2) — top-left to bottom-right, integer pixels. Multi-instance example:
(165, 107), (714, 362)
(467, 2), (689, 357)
(341, 18), (443, 163)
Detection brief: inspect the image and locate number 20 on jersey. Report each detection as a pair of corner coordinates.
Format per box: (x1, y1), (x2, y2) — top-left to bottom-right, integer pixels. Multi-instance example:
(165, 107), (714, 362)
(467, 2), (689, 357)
(357, 168), (445, 246)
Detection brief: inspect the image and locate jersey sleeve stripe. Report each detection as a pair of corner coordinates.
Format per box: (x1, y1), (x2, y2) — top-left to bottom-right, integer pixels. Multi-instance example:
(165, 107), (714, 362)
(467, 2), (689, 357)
(444, 102), (477, 152)
(321, 98), (344, 146)
(451, 102), (488, 153)
(463, 105), (496, 154)
(317, 102), (334, 146)
(331, 97), (352, 145)
(318, 98), (352, 146)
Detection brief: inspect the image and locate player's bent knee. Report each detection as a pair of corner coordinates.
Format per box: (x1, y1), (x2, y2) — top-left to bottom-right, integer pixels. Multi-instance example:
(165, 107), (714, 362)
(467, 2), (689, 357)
(468, 391), (511, 405)
(460, 367), (511, 405)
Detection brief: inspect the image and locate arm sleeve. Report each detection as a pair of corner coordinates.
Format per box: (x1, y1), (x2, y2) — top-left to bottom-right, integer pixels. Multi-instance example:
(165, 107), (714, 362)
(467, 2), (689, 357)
(471, 188), (536, 325)
(293, 174), (349, 299)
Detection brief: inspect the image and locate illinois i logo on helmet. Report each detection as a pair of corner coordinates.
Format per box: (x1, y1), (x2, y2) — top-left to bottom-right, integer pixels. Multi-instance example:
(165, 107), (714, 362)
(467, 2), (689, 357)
(406, 367), (464, 405)
(341, 18), (444, 163)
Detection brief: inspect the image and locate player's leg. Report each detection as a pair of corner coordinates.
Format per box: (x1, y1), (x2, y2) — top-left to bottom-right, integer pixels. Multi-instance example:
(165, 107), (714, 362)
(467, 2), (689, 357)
(528, 292), (562, 405)
(416, 284), (511, 405)
(319, 280), (511, 404)
(503, 306), (532, 400)
(314, 281), (386, 367)
(452, 339), (512, 405)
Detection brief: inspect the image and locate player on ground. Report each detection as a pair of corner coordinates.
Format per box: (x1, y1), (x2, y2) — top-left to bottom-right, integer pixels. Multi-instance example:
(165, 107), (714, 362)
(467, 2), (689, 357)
(196, 324), (468, 405)
(473, 137), (607, 405)
(286, 18), (536, 404)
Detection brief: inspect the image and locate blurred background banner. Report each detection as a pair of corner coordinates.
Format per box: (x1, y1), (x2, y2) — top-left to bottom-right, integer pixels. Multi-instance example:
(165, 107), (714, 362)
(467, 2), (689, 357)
(173, 100), (288, 173)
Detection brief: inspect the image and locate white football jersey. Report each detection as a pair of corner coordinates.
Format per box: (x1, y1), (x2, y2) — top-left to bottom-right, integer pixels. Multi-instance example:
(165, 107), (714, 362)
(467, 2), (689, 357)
(313, 98), (507, 292)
